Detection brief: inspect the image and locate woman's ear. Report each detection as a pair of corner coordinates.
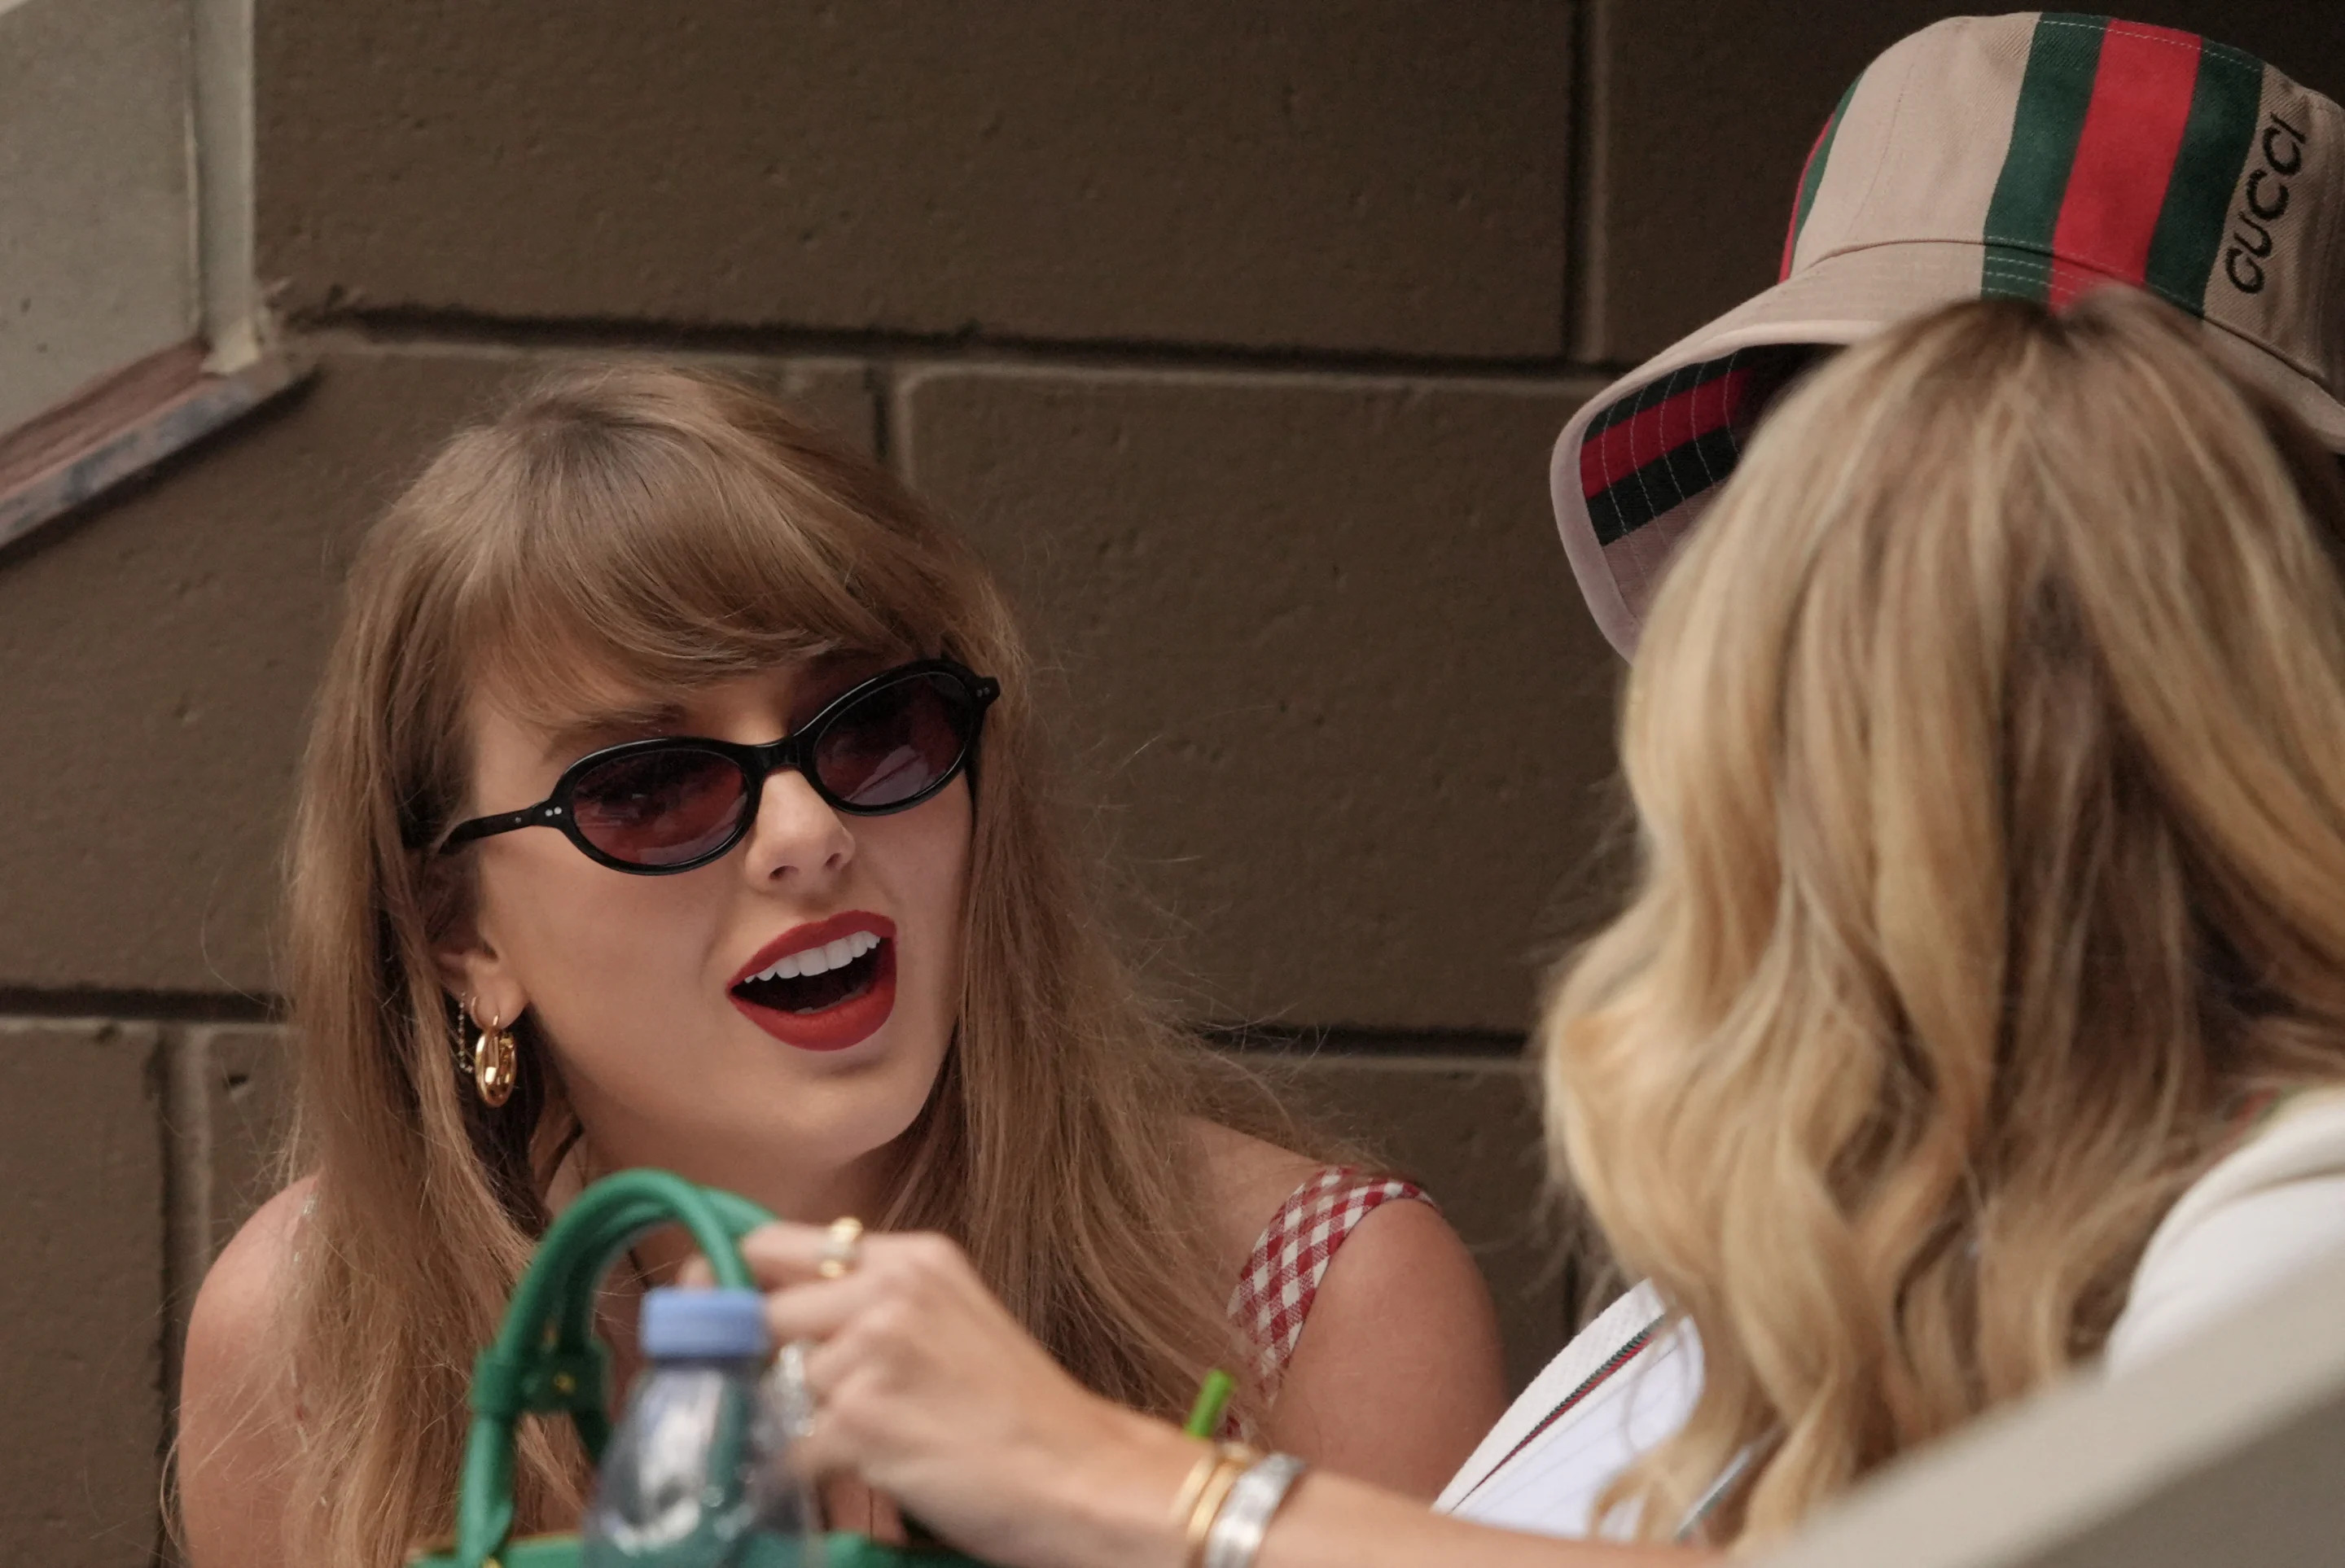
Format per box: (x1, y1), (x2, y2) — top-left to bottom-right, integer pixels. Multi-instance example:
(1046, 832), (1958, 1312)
(431, 890), (528, 1032)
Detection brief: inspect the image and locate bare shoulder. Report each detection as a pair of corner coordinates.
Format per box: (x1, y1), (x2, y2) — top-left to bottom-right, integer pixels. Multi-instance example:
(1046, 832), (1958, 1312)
(187, 1175), (311, 1383)
(1269, 1191), (1510, 1498)
(1184, 1117), (1509, 1495)
(179, 1176), (314, 1568)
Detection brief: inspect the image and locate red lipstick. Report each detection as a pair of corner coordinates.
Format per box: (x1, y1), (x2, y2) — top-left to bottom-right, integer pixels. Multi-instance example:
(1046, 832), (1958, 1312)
(728, 911), (897, 1053)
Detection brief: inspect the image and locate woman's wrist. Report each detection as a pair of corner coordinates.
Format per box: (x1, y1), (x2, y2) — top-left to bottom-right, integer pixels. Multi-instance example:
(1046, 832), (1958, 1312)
(1032, 1404), (1212, 1568)
(1200, 1452), (1307, 1568)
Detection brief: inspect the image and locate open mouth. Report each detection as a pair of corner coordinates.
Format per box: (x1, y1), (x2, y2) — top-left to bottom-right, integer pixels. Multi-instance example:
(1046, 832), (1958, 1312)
(727, 915), (899, 1052)
(732, 930), (887, 1014)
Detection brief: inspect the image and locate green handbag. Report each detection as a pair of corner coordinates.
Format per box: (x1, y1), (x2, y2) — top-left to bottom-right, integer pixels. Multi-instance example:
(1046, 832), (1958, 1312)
(409, 1167), (988, 1568)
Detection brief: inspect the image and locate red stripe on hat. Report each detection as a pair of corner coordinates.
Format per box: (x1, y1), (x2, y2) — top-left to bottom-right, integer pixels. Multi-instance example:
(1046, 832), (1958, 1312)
(1780, 117), (1836, 280)
(1580, 367), (1751, 501)
(2048, 23), (2202, 302)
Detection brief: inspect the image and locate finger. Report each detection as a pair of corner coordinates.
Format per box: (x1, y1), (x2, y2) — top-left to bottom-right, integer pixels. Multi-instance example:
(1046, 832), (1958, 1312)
(763, 1275), (882, 1348)
(737, 1220), (874, 1288)
(676, 1255), (714, 1288)
(739, 1224), (979, 1293)
(783, 1359), (901, 1479)
(784, 1409), (856, 1481)
(799, 1312), (884, 1399)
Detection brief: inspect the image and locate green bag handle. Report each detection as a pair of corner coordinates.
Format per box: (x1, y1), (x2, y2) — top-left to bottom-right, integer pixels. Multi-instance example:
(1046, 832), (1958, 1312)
(411, 1167), (987, 1568)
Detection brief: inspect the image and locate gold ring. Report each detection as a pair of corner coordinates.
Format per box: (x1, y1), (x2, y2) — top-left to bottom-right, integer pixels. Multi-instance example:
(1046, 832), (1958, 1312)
(817, 1215), (864, 1280)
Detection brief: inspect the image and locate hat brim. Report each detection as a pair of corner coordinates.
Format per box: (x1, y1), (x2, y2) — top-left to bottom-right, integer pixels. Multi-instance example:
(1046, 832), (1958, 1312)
(1554, 239), (2345, 659)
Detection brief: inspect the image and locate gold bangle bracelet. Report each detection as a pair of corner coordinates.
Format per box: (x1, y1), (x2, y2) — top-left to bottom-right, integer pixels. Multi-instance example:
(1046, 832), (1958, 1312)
(1182, 1452), (1254, 1567)
(1168, 1445), (1223, 1528)
(1171, 1441), (1256, 1524)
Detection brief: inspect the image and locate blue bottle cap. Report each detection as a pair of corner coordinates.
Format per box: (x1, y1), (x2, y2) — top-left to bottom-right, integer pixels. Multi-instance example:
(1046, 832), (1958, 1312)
(639, 1286), (769, 1360)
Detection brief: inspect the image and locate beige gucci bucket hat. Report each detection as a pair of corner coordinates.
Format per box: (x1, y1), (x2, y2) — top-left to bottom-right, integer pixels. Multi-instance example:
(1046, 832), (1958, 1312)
(1555, 11), (2345, 656)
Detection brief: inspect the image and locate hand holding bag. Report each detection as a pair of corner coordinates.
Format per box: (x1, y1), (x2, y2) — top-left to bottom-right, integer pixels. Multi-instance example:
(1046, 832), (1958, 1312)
(408, 1167), (988, 1568)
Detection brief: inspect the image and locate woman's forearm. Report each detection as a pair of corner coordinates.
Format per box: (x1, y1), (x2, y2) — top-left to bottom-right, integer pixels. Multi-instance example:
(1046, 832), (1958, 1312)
(1028, 1405), (1707, 1568)
(744, 1224), (1711, 1568)
(1253, 1470), (1707, 1568)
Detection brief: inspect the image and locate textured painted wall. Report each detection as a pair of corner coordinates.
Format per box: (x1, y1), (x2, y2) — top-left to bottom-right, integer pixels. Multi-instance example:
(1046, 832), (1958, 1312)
(0, 1020), (166, 1567)
(257, 2), (1572, 356)
(899, 364), (1614, 1029)
(0, 0), (195, 433)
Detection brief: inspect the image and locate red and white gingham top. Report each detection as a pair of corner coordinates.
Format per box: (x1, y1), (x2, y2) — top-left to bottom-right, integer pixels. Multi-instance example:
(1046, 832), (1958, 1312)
(1226, 1164), (1429, 1394)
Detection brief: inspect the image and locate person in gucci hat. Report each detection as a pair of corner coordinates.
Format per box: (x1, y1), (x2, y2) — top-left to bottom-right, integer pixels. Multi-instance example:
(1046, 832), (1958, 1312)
(1559, 10), (2345, 656)
(1429, 12), (2345, 1542)
(601, 16), (2345, 1568)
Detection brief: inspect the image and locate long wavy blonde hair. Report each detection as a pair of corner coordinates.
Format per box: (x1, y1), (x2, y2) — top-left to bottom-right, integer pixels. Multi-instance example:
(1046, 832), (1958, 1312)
(1544, 291), (2345, 1546)
(271, 366), (1277, 1564)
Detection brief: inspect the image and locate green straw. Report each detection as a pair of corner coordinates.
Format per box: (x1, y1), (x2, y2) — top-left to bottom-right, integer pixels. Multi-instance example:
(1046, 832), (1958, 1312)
(1182, 1369), (1234, 1439)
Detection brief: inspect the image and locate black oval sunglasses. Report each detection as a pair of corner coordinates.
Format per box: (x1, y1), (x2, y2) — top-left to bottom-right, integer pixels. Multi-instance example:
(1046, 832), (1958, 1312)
(439, 659), (1001, 874)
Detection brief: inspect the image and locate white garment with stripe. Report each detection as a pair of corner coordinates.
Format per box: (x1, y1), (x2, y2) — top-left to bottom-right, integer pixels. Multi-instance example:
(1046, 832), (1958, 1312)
(1435, 1088), (2345, 1537)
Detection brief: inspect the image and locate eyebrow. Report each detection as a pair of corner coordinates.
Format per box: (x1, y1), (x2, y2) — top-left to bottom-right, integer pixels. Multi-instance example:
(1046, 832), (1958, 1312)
(532, 650), (903, 765)
(797, 649), (891, 703)
(540, 700), (693, 765)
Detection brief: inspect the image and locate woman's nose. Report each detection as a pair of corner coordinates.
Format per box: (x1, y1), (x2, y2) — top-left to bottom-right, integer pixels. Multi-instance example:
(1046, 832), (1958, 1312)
(742, 766), (855, 883)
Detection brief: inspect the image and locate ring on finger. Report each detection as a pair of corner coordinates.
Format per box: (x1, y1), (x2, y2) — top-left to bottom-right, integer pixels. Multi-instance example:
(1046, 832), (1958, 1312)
(817, 1215), (865, 1280)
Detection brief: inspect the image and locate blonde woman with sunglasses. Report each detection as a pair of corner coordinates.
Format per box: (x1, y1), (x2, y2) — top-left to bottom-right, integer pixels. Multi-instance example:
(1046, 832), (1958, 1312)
(725, 291), (2345, 1566)
(173, 367), (1506, 1568)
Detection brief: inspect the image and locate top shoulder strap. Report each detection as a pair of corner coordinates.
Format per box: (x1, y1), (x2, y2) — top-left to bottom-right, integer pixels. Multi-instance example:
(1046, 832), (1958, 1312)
(1226, 1164), (1428, 1395)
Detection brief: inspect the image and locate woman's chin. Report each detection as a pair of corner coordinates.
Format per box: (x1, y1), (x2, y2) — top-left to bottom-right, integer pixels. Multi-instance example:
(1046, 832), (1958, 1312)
(673, 1033), (943, 1172)
(559, 996), (948, 1199)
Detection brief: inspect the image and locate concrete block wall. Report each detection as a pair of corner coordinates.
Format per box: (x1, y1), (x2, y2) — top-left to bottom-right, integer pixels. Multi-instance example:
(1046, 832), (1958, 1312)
(3, 3), (2339, 1561)
(0, 1021), (169, 1568)
(0, 0), (195, 434)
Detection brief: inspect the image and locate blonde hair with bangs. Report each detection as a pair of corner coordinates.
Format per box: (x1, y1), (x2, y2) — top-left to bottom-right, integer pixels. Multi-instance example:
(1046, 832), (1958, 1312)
(1543, 291), (2345, 1545)
(270, 366), (1269, 1564)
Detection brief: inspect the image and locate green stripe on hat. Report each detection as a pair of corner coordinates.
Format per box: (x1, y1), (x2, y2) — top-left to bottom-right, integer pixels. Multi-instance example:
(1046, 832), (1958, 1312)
(1981, 12), (2109, 300)
(2143, 41), (2266, 315)
(1784, 76), (1861, 275)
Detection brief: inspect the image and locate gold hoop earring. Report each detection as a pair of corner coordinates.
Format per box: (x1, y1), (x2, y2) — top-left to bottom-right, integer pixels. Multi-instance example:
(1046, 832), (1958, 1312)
(460, 997), (519, 1109)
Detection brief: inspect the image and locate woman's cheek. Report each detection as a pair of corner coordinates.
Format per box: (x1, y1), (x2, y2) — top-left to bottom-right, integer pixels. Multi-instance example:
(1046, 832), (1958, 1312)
(522, 881), (721, 1088)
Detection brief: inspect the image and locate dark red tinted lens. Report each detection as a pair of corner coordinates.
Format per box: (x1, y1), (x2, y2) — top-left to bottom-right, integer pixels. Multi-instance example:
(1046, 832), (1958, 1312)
(568, 745), (748, 866)
(812, 673), (975, 809)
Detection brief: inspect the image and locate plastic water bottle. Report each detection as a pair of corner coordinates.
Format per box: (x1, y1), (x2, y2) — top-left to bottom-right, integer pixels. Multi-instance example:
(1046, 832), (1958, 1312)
(582, 1286), (822, 1568)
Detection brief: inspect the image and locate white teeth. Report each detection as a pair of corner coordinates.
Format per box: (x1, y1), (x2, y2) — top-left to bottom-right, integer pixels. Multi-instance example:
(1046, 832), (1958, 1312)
(749, 930), (883, 985)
